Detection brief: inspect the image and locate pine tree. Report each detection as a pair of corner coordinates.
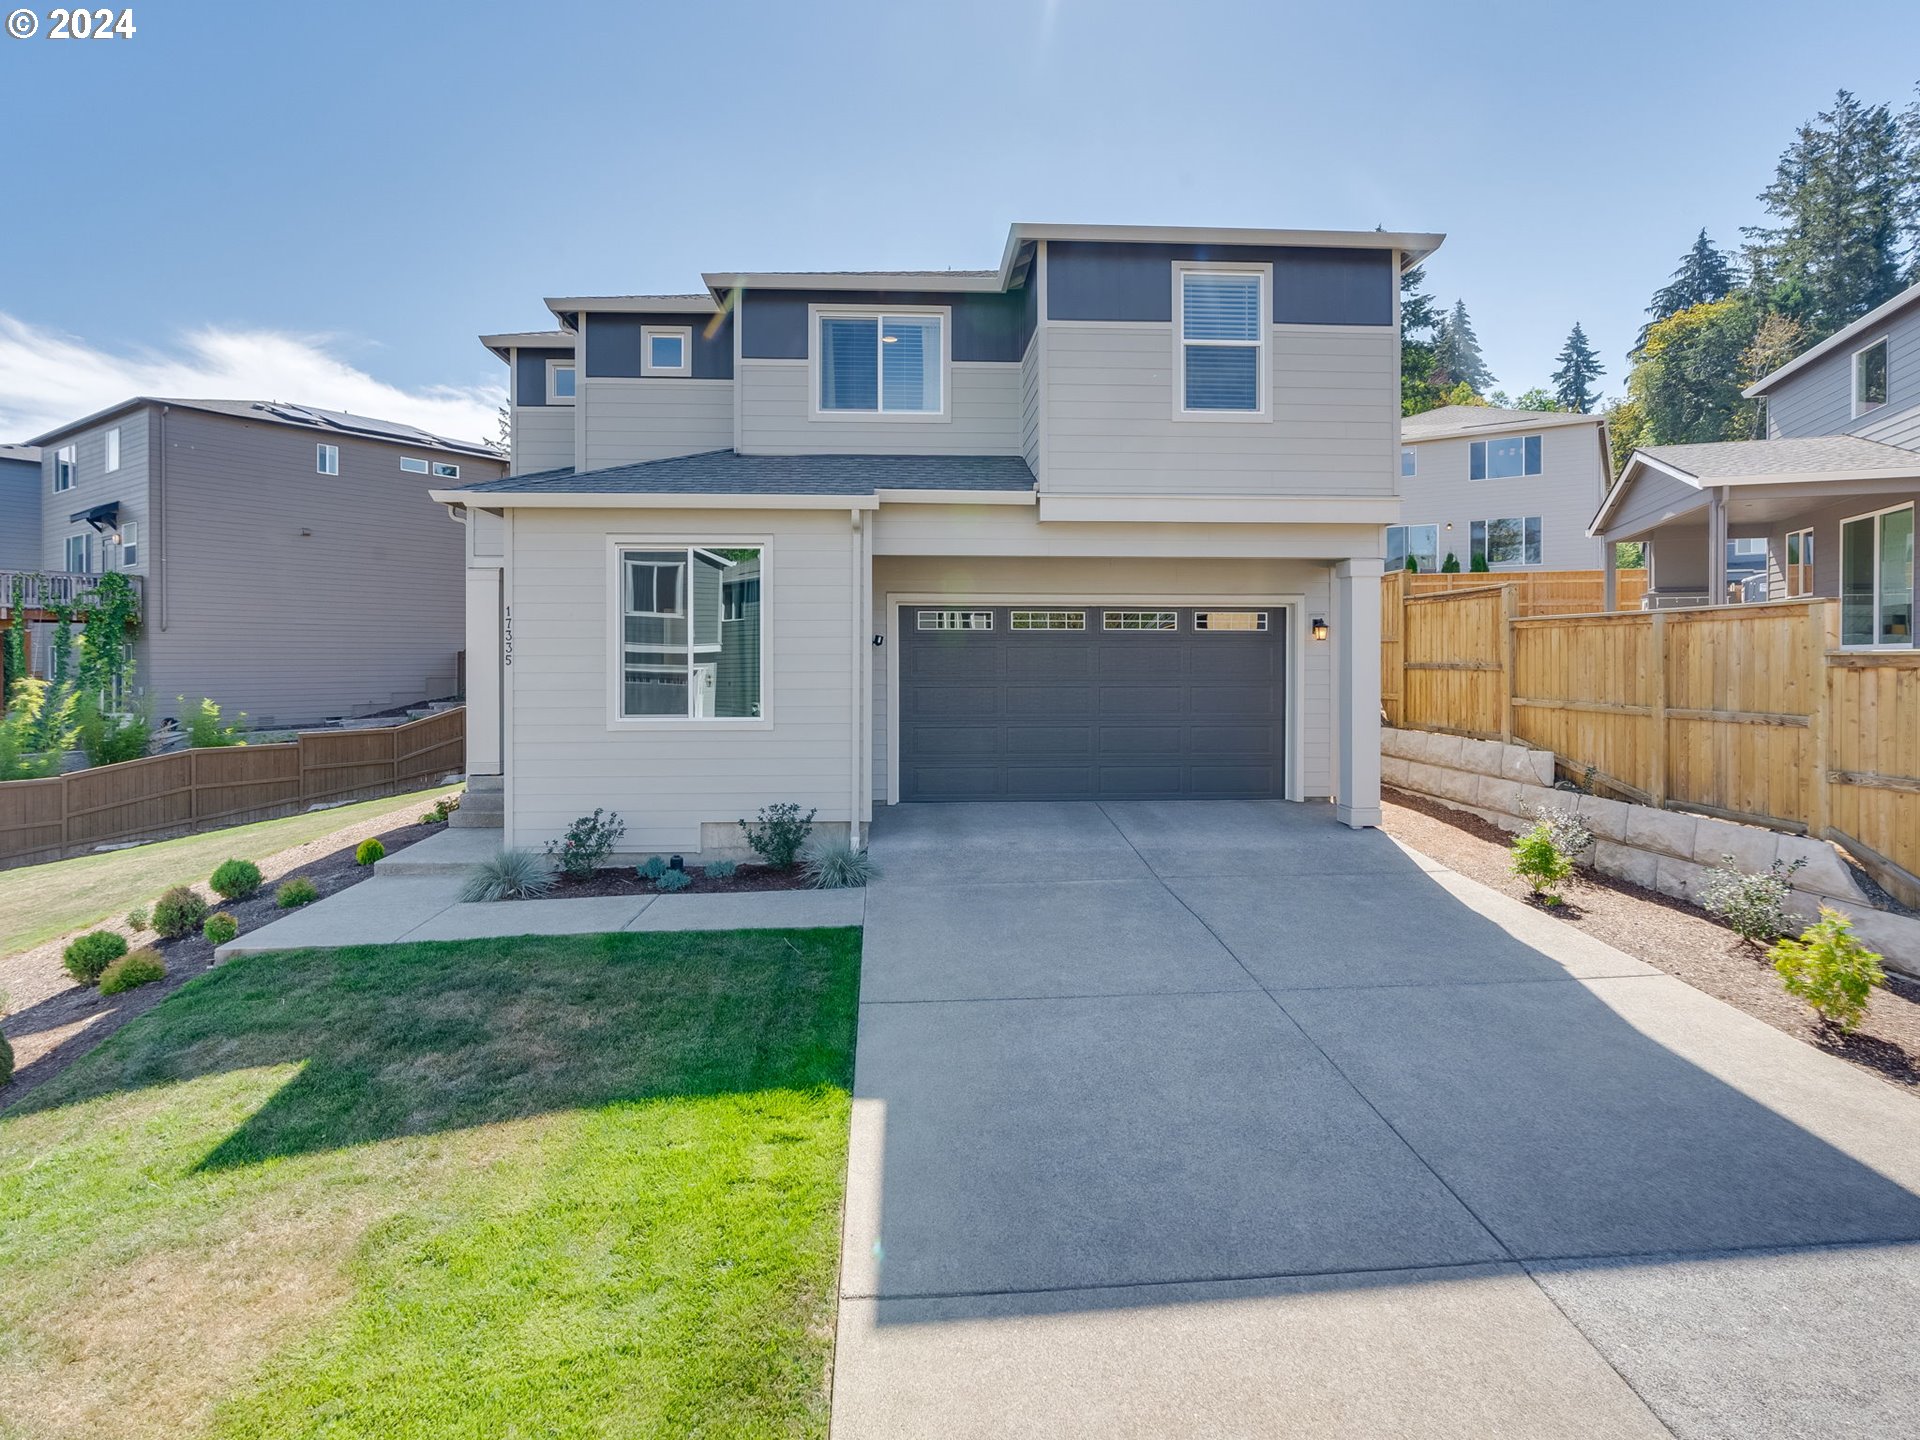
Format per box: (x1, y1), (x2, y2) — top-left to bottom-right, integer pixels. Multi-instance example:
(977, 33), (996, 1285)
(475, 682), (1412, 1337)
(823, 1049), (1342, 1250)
(1550, 322), (1605, 413)
(1431, 300), (1493, 395)
(1649, 232), (1735, 324)
(1399, 267), (1446, 416)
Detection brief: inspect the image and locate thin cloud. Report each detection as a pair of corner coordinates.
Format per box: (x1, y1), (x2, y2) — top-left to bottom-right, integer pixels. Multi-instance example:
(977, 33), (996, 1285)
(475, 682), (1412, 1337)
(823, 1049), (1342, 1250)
(0, 315), (504, 445)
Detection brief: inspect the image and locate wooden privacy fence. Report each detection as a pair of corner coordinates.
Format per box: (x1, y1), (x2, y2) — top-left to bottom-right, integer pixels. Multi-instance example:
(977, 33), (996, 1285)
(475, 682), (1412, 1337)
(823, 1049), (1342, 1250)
(1398, 567), (1647, 616)
(0, 707), (465, 870)
(1382, 585), (1920, 902)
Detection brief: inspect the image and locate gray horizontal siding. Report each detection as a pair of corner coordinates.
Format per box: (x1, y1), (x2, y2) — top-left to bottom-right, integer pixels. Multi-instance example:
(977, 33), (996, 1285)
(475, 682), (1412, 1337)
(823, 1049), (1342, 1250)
(512, 406), (575, 475)
(737, 361), (1023, 456)
(40, 410), (150, 576)
(580, 379), (733, 469)
(1606, 466), (1703, 537)
(0, 456), (43, 569)
(1020, 334), (1042, 476)
(1766, 304), (1920, 448)
(1758, 488), (1920, 615)
(1398, 425), (1610, 569)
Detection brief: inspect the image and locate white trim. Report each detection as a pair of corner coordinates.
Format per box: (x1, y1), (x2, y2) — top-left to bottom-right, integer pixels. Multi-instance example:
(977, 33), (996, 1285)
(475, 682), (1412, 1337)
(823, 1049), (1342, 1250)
(1171, 260), (1272, 422)
(431, 489), (880, 512)
(1471, 515), (1545, 569)
(117, 518), (139, 569)
(875, 488), (1035, 507)
(1192, 610), (1270, 632)
(545, 294), (719, 316)
(103, 426), (120, 473)
(641, 325), (694, 378)
(1400, 447), (1416, 479)
(807, 303), (952, 422)
(315, 443), (339, 476)
(1469, 433), (1544, 481)
(605, 535), (772, 730)
(1102, 610), (1179, 630)
(1036, 493), (1401, 526)
(1837, 501), (1915, 650)
(399, 456), (431, 475)
(546, 357), (577, 405)
(53, 444), (75, 492)
(1785, 526), (1815, 598)
(1851, 334), (1890, 419)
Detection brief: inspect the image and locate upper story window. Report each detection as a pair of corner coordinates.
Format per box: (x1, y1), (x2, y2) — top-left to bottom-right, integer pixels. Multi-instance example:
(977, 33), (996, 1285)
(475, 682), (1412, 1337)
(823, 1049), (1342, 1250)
(316, 443), (339, 475)
(1470, 434), (1543, 480)
(432, 461), (460, 479)
(1854, 338), (1889, 417)
(1401, 448), (1417, 478)
(618, 546), (763, 720)
(1178, 268), (1266, 415)
(104, 427), (121, 472)
(54, 444), (75, 492)
(400, 456), (431, 475)
(548, 359), (576, 404)
(642, 326), (692, 377)
(816, 309), (945, 416)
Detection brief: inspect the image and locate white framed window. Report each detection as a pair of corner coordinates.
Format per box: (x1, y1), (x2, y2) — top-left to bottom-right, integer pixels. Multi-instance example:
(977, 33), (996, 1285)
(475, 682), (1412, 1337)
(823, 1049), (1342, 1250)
(642, 326), (693, 377)
(1401, 447), (1417, 478)
(432, 461), (460, 479)
(1193, 611), (1268, 632)
(400, 456), (430, 474)
(814, 307), (947, 417)
(1785, 527), (1814, 598)
(316, 443), (339, 475)
(1853, 338), (1889, 417)
(1386, 524), (1440, 573)
(1176, 264), (1268, 417)
(1470, 435), (1543, 480)
(54, 444), (75, 492)
(723, 575), (760, 620)
(1104, 611), (1178, 631)
(1010, 610), (1086, 630)
(117, 520), (139, 568)
(104, 426), (121, 473)
(1471, 516), (1543, 568)
(547, 359), (577, 405)
(618, 546), (763, 719)
(1839, 503), (1913, 647)
(917, 609), (991, 631)
(64, 533), (89, 572)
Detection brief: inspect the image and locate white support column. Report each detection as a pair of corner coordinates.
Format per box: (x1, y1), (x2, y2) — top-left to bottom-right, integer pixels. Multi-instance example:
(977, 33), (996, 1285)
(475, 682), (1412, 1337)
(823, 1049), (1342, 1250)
(1333, 556), (1385, 829)
(464, 564), (504, 776)
(1707, 487), (1729, 605)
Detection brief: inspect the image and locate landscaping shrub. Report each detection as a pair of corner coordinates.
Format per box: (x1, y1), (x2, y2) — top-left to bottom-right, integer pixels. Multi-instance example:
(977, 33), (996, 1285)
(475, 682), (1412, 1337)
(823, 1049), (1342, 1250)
(62, 929), (128, 984)
(0, 1028), (11, 1086)
(151, 886), (209, 939)
(638, 855), (670, 881)
(1509, 822), (1574, 904)
(1771, 908), (1886, 1033)
(704, 859), (738, 880)
(1525, 804), (1593, 866)
(654, 868), (692, 893)
(1469, 553), (1491, 573)
(739, 803), (816, 869)
(355, 838), (386, 867)
(276, 877), (319, 908)
(202, 912), (239, 946)
(179, 696), (245, 748)
(125, 907), (149, 933)
(458, 849), (554, 903)
(1439, 552), (1461, 574)
(1698, 855), (1807, 945)
(74, 693), (152, 767)
(545, 809), (626, 880)
(1405, 554), (1419, 573)
(99, 949), (166, 995)
(0, 676), (77, 781)
(804, 838), (876, 890)
(209, 858), (264, 901)
(423, 794), (460, 824)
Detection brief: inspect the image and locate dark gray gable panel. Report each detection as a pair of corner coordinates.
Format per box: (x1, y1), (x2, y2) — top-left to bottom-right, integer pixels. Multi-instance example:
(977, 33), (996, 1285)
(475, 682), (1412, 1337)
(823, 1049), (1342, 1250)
(514, 348), (573, 407)
(584, 312), (734, 379)
(1047, 241), (1393, 326)
(741, 290), (1026, 362)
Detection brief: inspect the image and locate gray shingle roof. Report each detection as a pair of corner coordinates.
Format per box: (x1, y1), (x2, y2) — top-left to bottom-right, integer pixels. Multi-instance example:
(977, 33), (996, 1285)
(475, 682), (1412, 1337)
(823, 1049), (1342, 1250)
(1401, 405), (1603, 441)
(454, 450), (1037, 497)
(1638, 436), (1920, 480)
(29, 397), (501, 457)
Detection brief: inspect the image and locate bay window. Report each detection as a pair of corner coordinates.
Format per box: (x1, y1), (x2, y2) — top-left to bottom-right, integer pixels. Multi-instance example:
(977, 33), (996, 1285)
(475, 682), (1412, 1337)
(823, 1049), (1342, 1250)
(1471, 516), (1543, 568)
(619, 545), (763, 718)
(1840, 505), (1914, 646)
(816, 310), (944, 415)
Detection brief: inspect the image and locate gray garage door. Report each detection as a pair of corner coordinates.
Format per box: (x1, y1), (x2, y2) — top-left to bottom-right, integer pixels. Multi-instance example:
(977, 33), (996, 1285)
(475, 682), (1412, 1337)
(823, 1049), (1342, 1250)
(899, 605), (1286, 801)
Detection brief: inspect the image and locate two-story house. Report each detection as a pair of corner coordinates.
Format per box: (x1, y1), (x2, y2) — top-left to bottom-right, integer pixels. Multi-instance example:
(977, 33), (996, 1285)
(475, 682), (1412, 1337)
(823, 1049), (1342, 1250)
(0, 444), (40, 571)
(13, 399), (506, 723)
(1593, 281), (1918, 641)
(438, 222), (1443, 858)
(1394, 406), (1611, 573)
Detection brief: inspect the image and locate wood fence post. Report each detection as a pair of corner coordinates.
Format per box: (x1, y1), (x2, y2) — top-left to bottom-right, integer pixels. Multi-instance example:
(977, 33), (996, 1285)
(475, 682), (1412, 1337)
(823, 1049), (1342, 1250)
(1649, 611), (1668, 808)
(1500, 583), (1518, 743)
(1807, 601), (1831, 839)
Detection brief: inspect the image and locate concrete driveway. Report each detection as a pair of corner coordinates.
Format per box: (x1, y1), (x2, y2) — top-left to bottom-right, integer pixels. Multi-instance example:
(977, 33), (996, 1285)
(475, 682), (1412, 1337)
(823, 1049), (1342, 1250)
(833, 801), (1920, 1439)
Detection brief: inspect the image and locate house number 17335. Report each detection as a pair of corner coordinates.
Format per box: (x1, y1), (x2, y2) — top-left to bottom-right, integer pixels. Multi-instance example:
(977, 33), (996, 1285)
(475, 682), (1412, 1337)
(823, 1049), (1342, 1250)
(503, 604), (514, 666)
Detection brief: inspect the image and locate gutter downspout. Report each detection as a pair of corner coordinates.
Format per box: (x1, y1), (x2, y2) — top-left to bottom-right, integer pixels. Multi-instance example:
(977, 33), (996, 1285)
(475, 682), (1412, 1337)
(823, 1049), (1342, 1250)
(849, 507), (865, 850)
(154, 404), (168, 632)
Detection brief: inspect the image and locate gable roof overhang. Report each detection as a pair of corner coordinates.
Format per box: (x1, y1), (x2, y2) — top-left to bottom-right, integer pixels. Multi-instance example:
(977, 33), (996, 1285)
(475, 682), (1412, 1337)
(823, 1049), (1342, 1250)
(1591, 438), (1920, 536)
(1743, 279), (1920, 397)
(480, 330), (577, 363)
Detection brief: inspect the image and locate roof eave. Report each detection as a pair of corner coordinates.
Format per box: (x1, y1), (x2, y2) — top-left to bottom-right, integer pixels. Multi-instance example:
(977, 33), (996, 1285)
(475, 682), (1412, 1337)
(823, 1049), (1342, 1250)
(429, 487), (882, 511)
(1743, 280), (1920, 396)
(1003, 222), (1445, 272)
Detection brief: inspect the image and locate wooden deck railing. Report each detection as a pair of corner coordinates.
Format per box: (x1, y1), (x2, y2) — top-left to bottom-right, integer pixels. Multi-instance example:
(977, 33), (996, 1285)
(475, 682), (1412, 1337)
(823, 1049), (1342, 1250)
(0, 570), (143, 618)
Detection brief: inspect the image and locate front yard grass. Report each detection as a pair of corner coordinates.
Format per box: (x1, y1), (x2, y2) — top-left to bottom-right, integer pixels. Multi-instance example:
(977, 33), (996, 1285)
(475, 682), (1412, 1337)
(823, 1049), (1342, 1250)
(0, 927), (861, 1439)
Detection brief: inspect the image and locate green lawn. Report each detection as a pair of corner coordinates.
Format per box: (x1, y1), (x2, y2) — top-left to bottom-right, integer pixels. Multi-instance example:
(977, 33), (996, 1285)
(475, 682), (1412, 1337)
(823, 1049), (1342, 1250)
(0, 928), (861, 1439)
(0, 785), (458, 960)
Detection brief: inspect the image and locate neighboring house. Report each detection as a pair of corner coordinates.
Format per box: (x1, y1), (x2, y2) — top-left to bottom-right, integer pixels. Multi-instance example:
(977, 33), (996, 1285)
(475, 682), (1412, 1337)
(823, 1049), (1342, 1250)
(0, 444), (41, 570)
(1394, 406), (1611, 573)
(440, 220), (1443, 858)
(21, 399), (507, 722)
(1593, 280), (1919, 645)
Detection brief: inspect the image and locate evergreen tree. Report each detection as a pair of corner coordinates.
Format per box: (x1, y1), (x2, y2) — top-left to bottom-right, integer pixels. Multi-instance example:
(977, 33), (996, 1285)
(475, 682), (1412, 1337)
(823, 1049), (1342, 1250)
(1399, 266), (1446, 416)
(1646, 231), (1735, 331)
(1431, 300), (1494, 395)
(1550, 322), (1605, 413)
(1628, 298), (1759, 446)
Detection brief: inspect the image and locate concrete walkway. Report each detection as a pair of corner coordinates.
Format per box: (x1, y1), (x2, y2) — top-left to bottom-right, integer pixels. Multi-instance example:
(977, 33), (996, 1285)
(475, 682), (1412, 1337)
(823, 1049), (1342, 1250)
(834, 801), (1920, 1439)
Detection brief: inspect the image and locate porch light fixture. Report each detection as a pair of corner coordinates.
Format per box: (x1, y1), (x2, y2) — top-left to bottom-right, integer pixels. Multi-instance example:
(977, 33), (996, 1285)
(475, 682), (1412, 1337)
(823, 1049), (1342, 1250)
(1311, 617), (1329, 642)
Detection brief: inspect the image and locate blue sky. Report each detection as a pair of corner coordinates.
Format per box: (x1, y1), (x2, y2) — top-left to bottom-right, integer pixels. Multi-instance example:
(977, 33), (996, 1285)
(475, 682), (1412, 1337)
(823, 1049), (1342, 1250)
(0, 0), (1915, 440)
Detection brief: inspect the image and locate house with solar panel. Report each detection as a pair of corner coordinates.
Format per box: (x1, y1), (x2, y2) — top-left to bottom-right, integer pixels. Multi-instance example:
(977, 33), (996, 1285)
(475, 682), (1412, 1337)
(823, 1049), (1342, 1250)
(11, 399), (505, 725)
(440, 222), (1442, 856)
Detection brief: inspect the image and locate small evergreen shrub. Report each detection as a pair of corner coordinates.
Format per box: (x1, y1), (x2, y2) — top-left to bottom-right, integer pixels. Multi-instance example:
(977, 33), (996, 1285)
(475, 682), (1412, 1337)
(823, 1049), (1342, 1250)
(459, 849), (554, 903)
(1439, 553), (1461, 574)
(151, 886), (209, 939)
(99, 949), (166, 995)
(125, 907), (149, 932)
(1405, 554), (1419, 573)
(653, 868), (693, 893)
(276, 877), (319, 908)
(1771, 908), (1886, 1033)
(179, 696), (245, 748)
(1509, 822), (1574, 905)
(704, 859), (738, 880)
(739, 803), (816, 869)
(355, 838), (385, 866)
(804, 838), (877, 890)
(209, 858), (263, 901)
(545, 809), (626, 879)
(202, 912), (239, 945)
(638, 855), (670, 881)
(1698, 856), (1807, 945)
(1469, 553), (1491, 573)
(63, 929), (128, 983)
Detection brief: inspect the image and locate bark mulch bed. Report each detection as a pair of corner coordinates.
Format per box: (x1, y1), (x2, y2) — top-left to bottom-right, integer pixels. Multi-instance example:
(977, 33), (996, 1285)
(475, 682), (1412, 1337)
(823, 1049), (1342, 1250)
(530, 862), (813, 900)
(1383, 786), (1920, 1092)
(0, 800), (456, 1113)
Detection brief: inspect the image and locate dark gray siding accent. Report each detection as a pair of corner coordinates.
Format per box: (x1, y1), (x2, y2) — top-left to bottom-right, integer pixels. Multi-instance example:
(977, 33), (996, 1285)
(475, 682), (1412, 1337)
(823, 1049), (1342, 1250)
(1046, 241), (1394, 326)
(740, 290), (1026, 362)
(515, 348), (572, 407)
(1017, 270), (1038, 355)
(0, 456), (41, 569)
(584, 312), (734, 379)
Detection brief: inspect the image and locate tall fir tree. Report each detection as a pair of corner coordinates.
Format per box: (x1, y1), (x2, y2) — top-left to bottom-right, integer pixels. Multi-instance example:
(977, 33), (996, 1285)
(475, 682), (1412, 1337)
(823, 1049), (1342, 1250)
(1398, 266), (1446, 415)
(1549, 322), (1605, 413)
(1431, 299), (1494, 396)
(1639, 230), (1735, 350)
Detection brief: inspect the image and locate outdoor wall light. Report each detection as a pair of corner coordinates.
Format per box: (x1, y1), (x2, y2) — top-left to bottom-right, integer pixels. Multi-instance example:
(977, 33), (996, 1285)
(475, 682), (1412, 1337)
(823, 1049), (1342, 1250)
(1311, 617), (1329, 641)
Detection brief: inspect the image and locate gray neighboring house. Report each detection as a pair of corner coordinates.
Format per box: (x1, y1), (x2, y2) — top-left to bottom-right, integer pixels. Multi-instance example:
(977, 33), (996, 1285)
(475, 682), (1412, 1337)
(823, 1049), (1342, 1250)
(1593, 280), (1918, 644)
(18, 399), (507, 723)
(0, 444), (41, 570)
(1396, 405), (1611, 572)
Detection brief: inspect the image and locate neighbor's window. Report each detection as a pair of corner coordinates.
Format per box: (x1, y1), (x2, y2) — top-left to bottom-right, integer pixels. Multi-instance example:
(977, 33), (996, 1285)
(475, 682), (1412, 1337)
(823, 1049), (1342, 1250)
(54, 445), (75, 492)
(1104, 611), (1178, 631)
(1854, 339), (1889, 416)
(316, 444), (339, 475)
(818, 311), (944, 414)
(723, 575), (760, 621)
(104, 426), (120, 473)
(1387, 524), (1440, 573)
(1840, 505), (1913, 646)
(1471, 516), (1543, 568)
(1785, 528), (1814, 598)
(1401, 447), (1417, 478)
(619, 546), (763, 719)
(548, 360), (577, 404)
(1010, 611), (1086, 630)
(118, 520), (139, 568)
(1194, 611), (1268, 631)
(643, 326), (692, 377)
(400, 456), (430, 474)
(1179, 269), (1265, 414)
(1470, 434), (1543, 480)
(64, 534), (88, 572)
(432, 461), (460, 479)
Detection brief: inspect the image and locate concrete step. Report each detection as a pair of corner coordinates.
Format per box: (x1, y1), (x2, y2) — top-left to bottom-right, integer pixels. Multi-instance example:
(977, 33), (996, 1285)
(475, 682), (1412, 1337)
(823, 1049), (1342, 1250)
(377, 826), (504, 876)
(448, 805), (503, 830)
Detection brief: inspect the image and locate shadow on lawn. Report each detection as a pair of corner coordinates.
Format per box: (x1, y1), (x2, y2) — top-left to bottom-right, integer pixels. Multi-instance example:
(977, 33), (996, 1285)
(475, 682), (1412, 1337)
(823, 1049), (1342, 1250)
(1, 927), (862, 1173)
